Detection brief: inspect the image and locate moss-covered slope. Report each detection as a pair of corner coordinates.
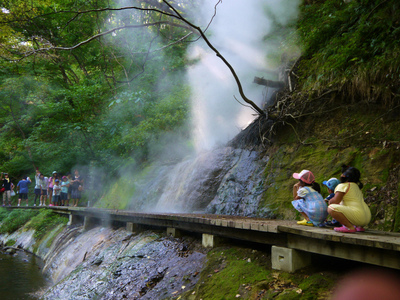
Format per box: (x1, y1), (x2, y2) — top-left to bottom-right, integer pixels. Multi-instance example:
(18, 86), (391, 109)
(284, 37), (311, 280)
(257, 101), (400, 231)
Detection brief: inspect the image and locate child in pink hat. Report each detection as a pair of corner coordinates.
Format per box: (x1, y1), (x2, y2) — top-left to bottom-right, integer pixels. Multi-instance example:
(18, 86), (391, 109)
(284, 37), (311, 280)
(292, 170), (327, 226)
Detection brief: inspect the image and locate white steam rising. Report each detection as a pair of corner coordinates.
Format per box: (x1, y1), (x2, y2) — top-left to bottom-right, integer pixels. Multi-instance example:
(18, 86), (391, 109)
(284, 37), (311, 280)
(189, 0), (300, 151)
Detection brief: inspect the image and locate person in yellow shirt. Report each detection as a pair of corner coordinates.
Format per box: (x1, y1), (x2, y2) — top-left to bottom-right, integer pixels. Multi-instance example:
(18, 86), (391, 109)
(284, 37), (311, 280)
(327, 166), (371, 233)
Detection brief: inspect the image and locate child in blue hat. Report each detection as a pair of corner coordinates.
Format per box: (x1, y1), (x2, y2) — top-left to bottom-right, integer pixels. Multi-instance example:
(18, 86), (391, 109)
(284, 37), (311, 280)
(323, 178), (340, 201)
(322, 178), (341, 227)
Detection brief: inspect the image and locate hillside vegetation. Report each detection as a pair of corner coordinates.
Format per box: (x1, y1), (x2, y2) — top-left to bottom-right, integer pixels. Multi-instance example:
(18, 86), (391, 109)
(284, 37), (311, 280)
(256, 0), (400, 231)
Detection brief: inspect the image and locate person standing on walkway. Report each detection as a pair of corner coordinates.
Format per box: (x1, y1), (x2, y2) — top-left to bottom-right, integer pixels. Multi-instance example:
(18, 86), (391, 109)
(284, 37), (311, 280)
(39, 174), (49, 206)
(17, 176), (32, 206)
(67, 173), (73, 204)
(70, 169), (83, 207)
(1, 172), (14, 207)
(52, 179), (61, 206)
(40, 174), (49, 206)
(60, 176), (70, 206)
(48, 171), (58, 204)
(33, 169), (42, 206)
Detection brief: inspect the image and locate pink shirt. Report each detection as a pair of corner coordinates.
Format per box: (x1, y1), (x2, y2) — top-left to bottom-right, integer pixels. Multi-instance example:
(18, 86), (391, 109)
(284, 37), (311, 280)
(48, 177), (56, 188)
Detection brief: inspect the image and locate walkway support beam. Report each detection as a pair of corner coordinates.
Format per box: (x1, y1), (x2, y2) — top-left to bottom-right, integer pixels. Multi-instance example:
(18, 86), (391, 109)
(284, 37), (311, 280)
(271, 246), (311, 273)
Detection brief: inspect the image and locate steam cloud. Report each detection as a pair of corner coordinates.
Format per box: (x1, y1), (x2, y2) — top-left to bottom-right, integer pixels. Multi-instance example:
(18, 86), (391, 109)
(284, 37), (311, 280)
(189, 0), (300, 151)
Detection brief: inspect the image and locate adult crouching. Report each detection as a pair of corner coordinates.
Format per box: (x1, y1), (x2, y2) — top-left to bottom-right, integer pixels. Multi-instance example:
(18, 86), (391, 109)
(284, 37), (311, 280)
(327, 166), (371, 233)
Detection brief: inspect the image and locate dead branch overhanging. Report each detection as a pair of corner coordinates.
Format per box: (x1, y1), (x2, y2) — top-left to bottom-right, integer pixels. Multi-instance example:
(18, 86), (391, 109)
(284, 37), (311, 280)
(20, 21), (195, 56)
(161, 0), (266, 116)
(204, 0), (222, 33)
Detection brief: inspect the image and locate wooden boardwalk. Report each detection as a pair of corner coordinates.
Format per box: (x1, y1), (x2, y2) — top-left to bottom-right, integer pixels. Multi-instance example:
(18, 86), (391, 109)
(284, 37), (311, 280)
(10, 206), (400, 270)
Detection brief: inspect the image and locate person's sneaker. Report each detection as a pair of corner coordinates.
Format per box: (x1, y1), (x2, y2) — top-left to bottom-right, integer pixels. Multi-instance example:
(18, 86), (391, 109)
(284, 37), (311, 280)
(33, 204), (36, 207)
(26, 204), (28, 206)
(17, 204), (20, 207)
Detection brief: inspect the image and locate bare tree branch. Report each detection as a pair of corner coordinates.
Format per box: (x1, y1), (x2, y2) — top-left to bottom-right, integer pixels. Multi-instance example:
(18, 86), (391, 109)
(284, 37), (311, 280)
(161, 0), (266, 116)
(16, 21), (195, 58)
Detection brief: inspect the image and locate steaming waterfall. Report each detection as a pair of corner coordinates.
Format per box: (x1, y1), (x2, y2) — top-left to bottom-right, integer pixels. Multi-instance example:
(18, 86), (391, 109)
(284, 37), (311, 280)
(130, 147), (271, 218)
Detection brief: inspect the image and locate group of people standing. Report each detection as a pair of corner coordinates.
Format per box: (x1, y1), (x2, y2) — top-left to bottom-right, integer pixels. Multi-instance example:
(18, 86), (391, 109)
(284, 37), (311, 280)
(292, 165), (371, 233)
(1, 169), (84, 207)
(33, 169), (84, 207)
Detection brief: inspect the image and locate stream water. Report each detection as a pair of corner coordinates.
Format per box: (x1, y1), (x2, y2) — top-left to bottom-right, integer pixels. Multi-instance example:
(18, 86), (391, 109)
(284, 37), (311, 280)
(0, 251), (49, 300)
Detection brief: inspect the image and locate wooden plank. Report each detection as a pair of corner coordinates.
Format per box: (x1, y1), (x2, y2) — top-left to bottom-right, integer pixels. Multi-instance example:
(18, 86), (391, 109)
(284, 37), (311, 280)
(258, 223), (269, 232)
(242, 222), (251, 230)
(251, 223), (259, 231)
(234, 222), (243, 229)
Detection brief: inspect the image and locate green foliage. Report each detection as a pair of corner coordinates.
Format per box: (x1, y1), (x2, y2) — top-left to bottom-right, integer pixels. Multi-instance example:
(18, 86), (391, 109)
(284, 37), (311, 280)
(95, 176), (136, 210)
(191, 247), (272, 299)
(105, 81), (191, 166)
(0, 208), (68, 246)
(0, 0), (192, 182)
(0, 208), (10, 222)
(297, 0), (400, 103)
(186, 247), (338, 299)
(394, 182), (400, 232)
(262, 0), (301, 68)
(25, 209), (68, 240)
(298, 273), (335, 297)
(5, 239), (16, 246)
(0, 209), (39, 234)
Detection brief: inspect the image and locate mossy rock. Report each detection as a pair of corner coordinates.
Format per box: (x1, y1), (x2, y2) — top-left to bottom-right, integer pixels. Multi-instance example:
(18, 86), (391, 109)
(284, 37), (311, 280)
(185, 247), (272, 300)
(5, 239), (16, 246)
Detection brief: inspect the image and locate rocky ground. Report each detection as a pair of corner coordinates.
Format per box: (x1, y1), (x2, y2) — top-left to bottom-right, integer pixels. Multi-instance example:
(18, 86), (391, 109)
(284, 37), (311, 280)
(42, 227), (207, 300)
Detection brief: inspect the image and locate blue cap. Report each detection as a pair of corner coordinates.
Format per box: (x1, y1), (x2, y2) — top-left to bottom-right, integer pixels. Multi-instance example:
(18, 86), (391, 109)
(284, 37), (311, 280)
(322, 178), (340, 191)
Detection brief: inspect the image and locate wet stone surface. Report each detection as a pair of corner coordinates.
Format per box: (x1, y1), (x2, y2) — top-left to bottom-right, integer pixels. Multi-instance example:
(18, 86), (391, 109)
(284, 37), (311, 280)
(128, 147), (272, 217)
(43, 228), (206, 300)
(205, 149), (271, 217)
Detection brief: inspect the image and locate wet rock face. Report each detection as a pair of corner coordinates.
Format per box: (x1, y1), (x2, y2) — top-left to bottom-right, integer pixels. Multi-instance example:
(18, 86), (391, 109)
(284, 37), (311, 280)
(130, 147), (271, 216)
(154, 147), (238, 213)
(205, 150), (271, 217)
(43, 228), (206, 300)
